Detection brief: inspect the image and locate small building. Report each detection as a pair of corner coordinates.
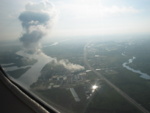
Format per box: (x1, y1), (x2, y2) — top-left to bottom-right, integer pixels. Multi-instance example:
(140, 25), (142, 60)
(49, 78), (52, 81)
(49, 83), (54, 86)
(57, 77), (60, 81)
(53, 85), (60, 88)
(95, 55), (99, 57)
(63, 76), (67, 80)
(48, 86), (51, 89)
(86, 70), (91, 73)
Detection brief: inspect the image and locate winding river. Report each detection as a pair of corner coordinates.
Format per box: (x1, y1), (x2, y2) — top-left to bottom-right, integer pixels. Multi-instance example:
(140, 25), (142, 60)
(2, 42), (60, 88)
(16, 50), (54, 88)
(122, 56), (150, 80)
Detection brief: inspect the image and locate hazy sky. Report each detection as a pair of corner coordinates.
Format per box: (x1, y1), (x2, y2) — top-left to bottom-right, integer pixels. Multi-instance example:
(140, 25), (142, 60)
(0, 0), (150, 41)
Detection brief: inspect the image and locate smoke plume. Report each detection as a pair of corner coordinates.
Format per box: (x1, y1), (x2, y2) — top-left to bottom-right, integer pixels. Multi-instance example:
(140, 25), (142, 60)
(19, 1), (56, 53)
(53, 59), (84, 72)
(18, 1), (85, 72)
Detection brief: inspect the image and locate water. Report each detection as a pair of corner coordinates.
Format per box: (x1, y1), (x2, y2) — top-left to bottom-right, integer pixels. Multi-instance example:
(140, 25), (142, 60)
(43, 42), (59, 47)
(122, 57), (150, 80)
(3, 65), (30, 71)
(16, 50), (54, 88)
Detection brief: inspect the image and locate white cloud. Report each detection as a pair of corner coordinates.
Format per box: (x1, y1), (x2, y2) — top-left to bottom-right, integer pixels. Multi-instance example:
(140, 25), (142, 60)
(47, 0), (145, 37)
(57, 1), (140, 20)
(101, 6), (139, 14)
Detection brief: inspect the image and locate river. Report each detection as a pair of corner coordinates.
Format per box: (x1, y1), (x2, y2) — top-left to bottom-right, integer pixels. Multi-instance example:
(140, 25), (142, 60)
(15, 50), (54, 88)
(122, 56), (150, 80)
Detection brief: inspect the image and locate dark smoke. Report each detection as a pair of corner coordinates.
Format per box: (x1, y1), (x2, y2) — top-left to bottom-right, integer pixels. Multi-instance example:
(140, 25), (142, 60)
(19, 11), (50, 31)
(20, 30), (44, 47)
(18, 1), (85, 72)
(18, 1), (55, 53)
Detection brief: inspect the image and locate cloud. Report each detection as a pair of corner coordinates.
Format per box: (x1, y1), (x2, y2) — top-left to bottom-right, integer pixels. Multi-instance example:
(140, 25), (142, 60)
(18, 1), (56, 53)
(57, 2), (140, 20)
(102, 6), (139, 14)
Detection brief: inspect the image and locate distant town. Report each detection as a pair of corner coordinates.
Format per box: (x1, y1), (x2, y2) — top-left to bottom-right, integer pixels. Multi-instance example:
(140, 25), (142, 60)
(1, 37), (150, 113)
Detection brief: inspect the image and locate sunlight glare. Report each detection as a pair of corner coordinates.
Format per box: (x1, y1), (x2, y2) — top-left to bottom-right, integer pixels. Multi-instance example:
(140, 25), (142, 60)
(92, 84), (98, 93)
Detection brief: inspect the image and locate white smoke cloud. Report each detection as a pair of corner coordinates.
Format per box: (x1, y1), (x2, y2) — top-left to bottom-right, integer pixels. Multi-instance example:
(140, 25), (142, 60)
(53, 59), (85, 72)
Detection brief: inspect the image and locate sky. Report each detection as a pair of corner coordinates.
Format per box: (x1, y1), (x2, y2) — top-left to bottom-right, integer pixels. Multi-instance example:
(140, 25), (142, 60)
(0, 0), (150, 41)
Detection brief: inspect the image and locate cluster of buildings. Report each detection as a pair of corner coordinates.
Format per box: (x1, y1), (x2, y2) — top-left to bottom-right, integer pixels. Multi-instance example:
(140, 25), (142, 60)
(47, 72), (87, 89)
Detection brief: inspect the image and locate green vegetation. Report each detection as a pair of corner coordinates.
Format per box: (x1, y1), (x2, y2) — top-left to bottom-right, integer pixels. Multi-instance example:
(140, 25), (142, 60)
(126, 38), (150, 75)
(0, 45), (21, 64)
(86, 71), (98, 82)
(1, 38), (150, 113)
(87, 41), (130, 69)
(39, 60), (70, 81)
(85, 84), (142, 113)
(104, 67), (150, 111)
(33, 87), (87, 113)
(0, 45), (37, 66)
(88, 38), (150, 112)
(34, 38), (150, 113)
(7, 67), (30, 78)
(42, 39), (85, 66)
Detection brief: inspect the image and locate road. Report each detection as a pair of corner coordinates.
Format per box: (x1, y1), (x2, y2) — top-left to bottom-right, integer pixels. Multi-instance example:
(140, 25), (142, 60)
(83, 43), (150, 113)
